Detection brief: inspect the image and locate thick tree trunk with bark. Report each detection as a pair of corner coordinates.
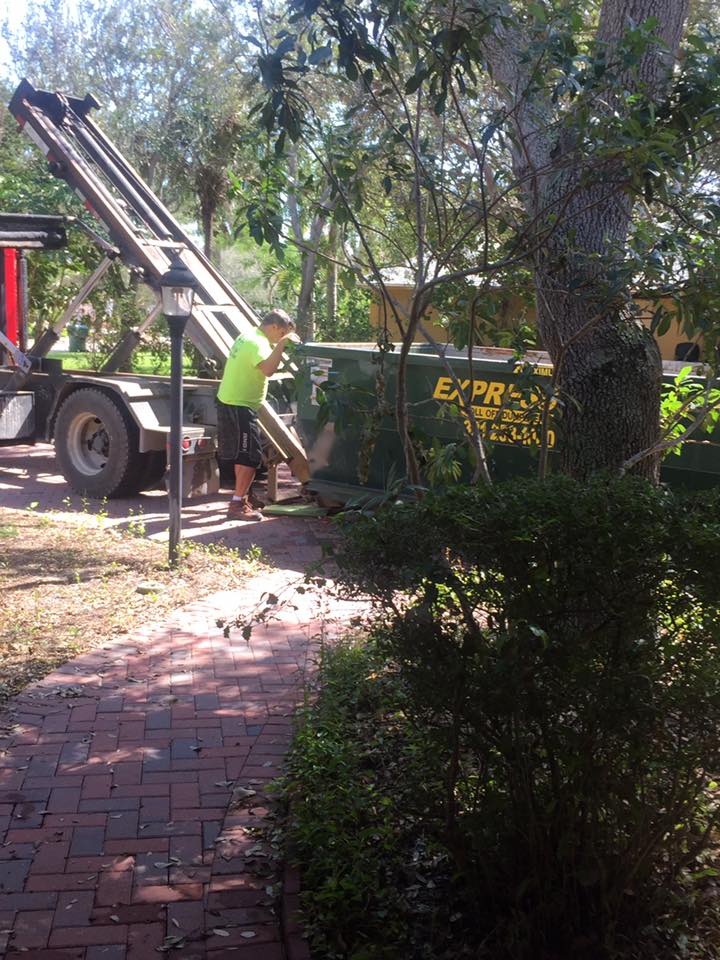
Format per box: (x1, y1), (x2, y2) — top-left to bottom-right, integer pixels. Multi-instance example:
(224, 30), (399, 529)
(326, 221), (338, 329)
(201, 202), (214, 261)
(536, 278), (662, 481)
(534, 173), (664, 480)
(485, 0), (689, 480)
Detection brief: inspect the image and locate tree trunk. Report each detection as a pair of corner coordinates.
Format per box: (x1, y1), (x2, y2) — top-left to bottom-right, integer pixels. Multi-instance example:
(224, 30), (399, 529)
(296, 203), (333, 340)
(532, 170), (665, 479)
(326, 221), (338, 331)
(286, 148), (303, 244)
(201, 202), (214, 261)
(536, 276), (662, 481)
(297, 251), (316, 340)
(287, 148), (338, 340)
(483, 0), (689, 481)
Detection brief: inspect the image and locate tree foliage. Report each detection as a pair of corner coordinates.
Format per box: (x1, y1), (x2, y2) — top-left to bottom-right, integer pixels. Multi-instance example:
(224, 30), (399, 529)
(1, 1), (285, 348)
(246, 0), (720, 481)
(0, 78), (146, 341)
(1, 0), (370, 342)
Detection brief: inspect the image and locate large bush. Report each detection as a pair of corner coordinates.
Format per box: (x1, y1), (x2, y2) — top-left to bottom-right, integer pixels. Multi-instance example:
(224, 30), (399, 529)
(332, 476), (720, 957)
(284, 641), (442, 958)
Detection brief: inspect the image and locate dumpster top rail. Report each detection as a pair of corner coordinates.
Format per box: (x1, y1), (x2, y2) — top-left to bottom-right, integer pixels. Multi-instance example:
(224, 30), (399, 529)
(302, 341), (704, 379)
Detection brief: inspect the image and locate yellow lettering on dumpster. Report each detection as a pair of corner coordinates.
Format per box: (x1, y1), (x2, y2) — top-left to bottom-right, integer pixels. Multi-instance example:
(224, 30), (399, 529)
(431, 373), (556, 450)
(484, 381), (506, 406)
(514, 361), (553, 378)
(447, 379), (471, 403)
(432, 376), (453, 401)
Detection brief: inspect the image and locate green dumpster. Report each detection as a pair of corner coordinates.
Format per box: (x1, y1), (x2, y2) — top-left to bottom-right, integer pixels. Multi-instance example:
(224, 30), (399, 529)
(67, 320), (89, 352)
(295, 343), (720, 499)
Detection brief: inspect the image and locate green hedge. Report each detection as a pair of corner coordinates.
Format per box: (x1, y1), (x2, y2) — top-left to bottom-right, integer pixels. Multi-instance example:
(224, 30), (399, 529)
(304, 476), (720, 958)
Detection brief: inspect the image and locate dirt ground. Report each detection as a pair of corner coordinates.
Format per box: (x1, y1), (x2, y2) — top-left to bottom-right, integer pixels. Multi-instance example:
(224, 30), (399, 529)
(0, 505), (259, 705)
(0, 442), (338, 707)
(0, 442), (331, 572)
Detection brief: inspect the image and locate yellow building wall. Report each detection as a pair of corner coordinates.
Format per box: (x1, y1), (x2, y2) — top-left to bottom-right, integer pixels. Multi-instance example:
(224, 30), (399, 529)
(650, 303), (700, 362)
(370, 287), (700, 362)
(370, 285), (449, 343)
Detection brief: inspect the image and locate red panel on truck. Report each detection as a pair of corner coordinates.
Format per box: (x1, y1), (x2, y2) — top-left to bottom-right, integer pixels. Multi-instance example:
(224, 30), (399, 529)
(3, 249), (19, 345)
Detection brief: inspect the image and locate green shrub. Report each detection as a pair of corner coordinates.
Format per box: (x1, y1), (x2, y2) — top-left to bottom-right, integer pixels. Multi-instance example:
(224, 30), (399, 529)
(332, 476), (720, 957)
(284, 641), (438, 958)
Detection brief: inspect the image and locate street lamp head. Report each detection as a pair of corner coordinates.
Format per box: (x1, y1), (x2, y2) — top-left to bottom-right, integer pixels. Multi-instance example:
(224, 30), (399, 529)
(159, 254), (197, 317)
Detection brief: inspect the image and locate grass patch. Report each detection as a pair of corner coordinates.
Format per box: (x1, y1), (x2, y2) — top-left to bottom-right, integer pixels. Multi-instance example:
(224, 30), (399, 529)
(48, 350), (195, 376)
(0, 505), (263, 705)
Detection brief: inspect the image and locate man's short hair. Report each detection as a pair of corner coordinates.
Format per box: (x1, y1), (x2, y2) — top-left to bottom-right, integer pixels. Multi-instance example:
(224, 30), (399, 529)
(261, 309), (295, 331)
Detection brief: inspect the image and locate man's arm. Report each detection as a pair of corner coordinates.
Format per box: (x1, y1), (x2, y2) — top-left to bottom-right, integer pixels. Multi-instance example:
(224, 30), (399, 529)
(257, 336), (294, 377)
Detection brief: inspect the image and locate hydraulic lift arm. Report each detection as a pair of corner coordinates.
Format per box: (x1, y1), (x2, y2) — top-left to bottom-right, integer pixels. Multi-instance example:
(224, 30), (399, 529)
(8, 79), (309, 479)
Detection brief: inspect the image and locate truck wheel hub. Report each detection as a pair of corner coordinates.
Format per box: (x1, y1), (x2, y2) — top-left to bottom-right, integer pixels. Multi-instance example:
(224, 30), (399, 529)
(87, 428), (109, 457)
(65, 411), (109, 475)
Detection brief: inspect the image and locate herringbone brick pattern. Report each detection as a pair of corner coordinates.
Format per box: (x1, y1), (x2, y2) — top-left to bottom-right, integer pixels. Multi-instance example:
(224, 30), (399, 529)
(0, 573), (361, 959)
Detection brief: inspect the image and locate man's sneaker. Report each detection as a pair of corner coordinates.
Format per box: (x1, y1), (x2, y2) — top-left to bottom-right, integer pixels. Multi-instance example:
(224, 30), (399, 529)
(227, 497), (263, 522)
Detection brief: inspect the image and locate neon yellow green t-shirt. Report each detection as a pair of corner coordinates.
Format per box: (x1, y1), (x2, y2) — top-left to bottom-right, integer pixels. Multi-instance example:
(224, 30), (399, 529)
(217, 329), (273, 409)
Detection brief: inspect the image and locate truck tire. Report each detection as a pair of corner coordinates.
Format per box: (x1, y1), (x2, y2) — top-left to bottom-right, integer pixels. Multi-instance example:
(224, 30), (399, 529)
(54, 387), (144, 498)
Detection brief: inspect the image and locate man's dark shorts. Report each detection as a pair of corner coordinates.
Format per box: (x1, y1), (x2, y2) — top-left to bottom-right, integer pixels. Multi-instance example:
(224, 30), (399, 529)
(216, 400), (263, 468)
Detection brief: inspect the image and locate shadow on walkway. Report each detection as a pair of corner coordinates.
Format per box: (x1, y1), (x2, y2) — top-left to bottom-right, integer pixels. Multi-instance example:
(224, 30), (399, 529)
(0, 442), (337, 573)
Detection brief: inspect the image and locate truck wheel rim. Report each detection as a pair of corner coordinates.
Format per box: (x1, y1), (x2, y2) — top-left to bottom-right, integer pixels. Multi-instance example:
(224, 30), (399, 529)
(66, 412), (109, 476)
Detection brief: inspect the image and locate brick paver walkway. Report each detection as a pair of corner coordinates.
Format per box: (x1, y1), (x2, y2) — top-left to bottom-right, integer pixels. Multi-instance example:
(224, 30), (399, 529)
(0, 569), (364, 959)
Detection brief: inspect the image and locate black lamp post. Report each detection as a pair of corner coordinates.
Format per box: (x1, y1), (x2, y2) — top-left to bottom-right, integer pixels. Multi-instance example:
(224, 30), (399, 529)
(159, 254), (197, 567)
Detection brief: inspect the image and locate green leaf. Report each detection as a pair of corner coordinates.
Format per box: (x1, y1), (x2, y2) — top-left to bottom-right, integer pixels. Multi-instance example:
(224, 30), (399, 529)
(275, 35), (296, 58)
(240, 34), (263, 50)
(405, 72), (426, 95)
(309, 44), (332, 65)
(657, 312), (672, 337)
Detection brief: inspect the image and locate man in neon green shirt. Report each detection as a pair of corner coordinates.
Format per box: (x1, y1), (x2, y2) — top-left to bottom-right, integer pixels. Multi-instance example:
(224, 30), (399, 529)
(217, 309), (297, 521)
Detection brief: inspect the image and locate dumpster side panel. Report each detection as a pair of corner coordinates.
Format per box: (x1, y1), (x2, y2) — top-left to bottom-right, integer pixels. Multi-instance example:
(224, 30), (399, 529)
(297, 345), (554, 489)
(297, 344), (720, 494)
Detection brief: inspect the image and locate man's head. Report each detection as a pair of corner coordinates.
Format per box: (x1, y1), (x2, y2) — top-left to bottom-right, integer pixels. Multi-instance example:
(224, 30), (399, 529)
(260, 309), (297, 345)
